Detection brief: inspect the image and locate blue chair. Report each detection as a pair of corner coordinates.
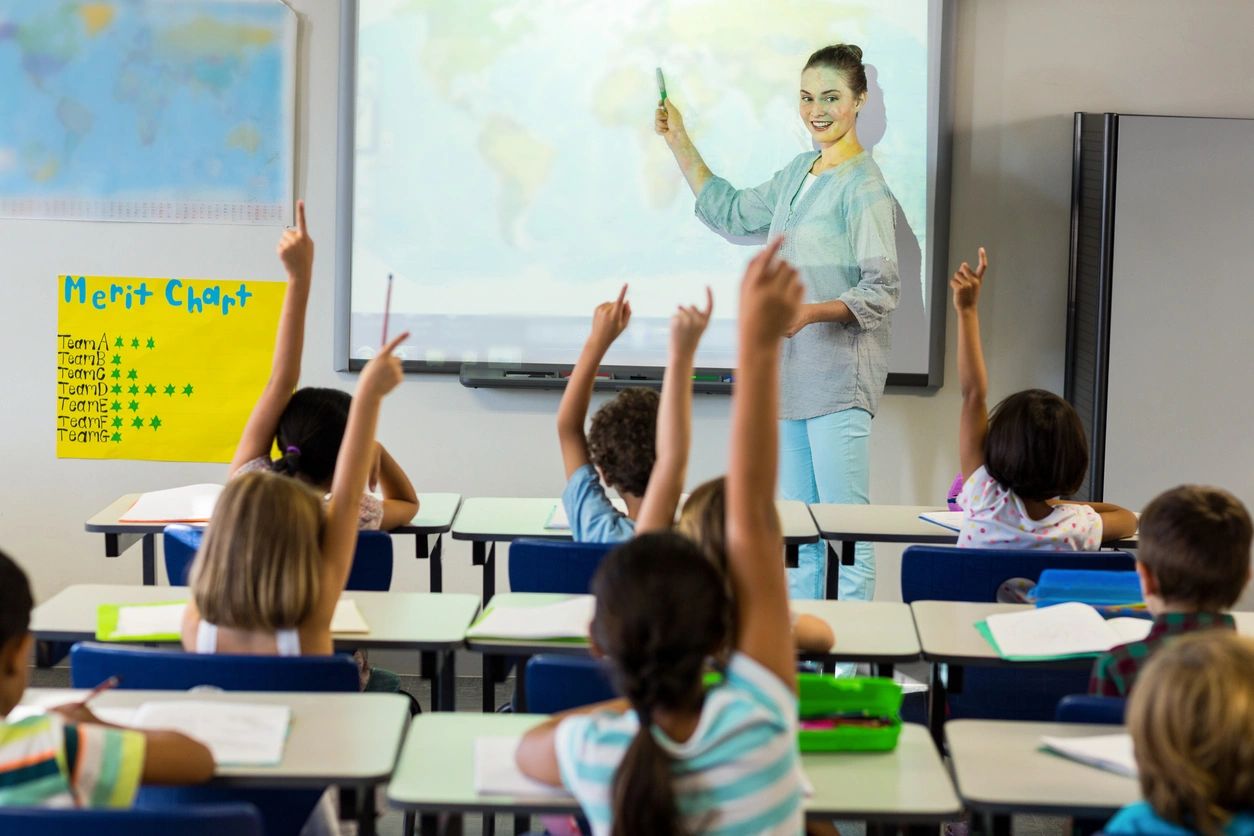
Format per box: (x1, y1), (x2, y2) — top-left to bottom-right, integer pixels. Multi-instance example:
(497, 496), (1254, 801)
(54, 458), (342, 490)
(902, 546), (1137, 723)
(508, 539), (614, 594)
(524, 655), (617, 713)
(0, 803), (263, 836)
(1056, 694), (1128, 725)
(69, 643), (359, 836)
(163, 526), (393, 591)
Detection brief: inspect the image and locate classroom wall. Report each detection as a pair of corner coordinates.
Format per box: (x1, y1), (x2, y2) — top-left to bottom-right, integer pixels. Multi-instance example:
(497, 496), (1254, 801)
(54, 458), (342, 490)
(4, 0), (1254, 614)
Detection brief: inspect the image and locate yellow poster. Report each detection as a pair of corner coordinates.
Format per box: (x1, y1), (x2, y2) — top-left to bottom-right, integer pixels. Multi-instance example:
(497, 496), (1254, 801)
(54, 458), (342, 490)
(56, 275), (285, 462)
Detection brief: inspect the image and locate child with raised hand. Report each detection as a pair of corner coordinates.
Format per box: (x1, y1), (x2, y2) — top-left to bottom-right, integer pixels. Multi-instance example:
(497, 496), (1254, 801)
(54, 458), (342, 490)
(1090, 484), (1251, 697)
(183, 332), (409, 656)
(952, 247), (1137, 548)
(517, 238), (806, 835)
(0, 551), (214, 807)
(1105, 631), (1254, 835)
(230, 200), (418, 531)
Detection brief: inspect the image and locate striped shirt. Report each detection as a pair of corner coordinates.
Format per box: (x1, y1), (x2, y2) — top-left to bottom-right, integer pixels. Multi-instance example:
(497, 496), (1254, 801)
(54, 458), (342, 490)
(555, 653), (804, 835)
(0, 714), (145, 808)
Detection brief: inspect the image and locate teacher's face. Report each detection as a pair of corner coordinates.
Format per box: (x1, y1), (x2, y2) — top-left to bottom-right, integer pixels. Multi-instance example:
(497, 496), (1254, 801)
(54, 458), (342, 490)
(799, 66), (862, 146)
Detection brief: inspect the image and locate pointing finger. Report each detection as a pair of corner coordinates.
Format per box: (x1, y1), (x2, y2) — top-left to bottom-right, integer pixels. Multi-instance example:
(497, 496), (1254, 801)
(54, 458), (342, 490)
(296, 200), (307, 235)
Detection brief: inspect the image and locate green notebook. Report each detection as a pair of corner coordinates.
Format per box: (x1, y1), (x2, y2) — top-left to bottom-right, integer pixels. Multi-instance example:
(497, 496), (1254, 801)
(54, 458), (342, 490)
(96, 601), (187, 642)
(974, 620), (1103, 662)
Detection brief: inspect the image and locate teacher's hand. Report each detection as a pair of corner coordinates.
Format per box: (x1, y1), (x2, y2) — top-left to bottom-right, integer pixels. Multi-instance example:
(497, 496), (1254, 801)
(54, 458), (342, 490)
(655, 99), (687, 145)
(784, 305), (814, 338)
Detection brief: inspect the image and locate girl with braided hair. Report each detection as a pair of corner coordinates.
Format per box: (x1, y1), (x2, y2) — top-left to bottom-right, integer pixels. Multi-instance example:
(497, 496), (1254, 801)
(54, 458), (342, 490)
(517, 239), (806, 835)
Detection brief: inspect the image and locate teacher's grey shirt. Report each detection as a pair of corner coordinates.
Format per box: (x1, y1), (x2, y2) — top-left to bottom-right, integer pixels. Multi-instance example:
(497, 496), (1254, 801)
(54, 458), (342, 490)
(696, 150), (899, 420)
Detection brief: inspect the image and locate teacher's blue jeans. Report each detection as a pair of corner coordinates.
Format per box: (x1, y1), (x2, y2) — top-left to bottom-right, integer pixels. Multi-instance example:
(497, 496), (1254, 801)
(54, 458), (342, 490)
(780, 408), (874, 601)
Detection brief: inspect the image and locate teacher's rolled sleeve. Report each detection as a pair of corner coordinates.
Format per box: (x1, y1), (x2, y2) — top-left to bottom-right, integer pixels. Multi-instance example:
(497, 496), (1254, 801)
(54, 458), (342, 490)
(694, 172), (786, 238)
(561, 464), (636, 544)
(838, 178), (900, 332)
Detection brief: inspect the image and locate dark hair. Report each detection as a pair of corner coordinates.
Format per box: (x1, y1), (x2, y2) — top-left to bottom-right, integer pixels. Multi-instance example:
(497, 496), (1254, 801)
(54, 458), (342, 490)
(0, 550), (33, 648)
(591, 533), (733, 836)
(803, 43), (867, 99)
(1138, 485), (1252, 610)
(587, 388), (659, 497)
(274, 387), (352, 486)
(984, 389), (1089, 501)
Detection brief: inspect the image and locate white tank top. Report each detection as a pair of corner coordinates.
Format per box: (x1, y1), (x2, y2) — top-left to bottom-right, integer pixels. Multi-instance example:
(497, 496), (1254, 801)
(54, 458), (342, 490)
(196, 621), (302, 656)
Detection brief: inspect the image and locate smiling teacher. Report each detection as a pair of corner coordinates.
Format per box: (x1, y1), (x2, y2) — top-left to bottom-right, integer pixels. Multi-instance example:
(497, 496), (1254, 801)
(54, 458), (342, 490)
(656, 44), (899, 602)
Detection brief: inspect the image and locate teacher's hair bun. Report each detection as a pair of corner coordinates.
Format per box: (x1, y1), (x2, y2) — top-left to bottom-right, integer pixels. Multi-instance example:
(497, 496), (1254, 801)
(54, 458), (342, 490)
(836, 43), (864, 63)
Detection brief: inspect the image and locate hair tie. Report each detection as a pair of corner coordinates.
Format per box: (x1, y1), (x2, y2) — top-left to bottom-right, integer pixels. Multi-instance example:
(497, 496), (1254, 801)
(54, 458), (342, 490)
(285, 445), (301, 456)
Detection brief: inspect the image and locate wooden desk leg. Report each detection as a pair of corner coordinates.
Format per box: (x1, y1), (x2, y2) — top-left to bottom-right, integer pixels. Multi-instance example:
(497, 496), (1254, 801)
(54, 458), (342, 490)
(928, 663), (948, 748)
(785, 543), (799, 568)
(141, 534), (156, 586)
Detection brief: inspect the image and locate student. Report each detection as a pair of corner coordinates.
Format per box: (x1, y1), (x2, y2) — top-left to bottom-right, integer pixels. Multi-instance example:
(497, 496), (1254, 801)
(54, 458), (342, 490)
(952, 247), (1137, 548)
(517, 238), (806, 834)
(557, 284), (713, 542)
(229, 201), (418, 531)
(1090, 484), (1251, 697)
(0, 551), (213, 806)
(1105, 631), (1254, 835)
(182, 333), (407, 656)
(675, 477), (836, 654)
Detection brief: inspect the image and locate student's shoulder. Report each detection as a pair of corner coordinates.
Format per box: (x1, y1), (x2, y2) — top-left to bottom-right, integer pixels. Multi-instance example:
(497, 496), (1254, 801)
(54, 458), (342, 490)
(1105, 801), (1196, 835)
(717, 653), (799, 725)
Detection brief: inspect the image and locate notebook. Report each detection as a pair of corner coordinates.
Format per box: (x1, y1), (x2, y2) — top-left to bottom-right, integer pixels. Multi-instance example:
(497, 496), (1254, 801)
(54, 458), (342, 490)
(132, 701), (291, 765)
(466, 595), (595, 641)
(1040, 733), (1137, 778)
(118, 484), (224, 523)
(474, 736), (573, 797)
(97, 598), (370, 642)
(977, 602), (1153, 660)
(918, 510), (963, 532)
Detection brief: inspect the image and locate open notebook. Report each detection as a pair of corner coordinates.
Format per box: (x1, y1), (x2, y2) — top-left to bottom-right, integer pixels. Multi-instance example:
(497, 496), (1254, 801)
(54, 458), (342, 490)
(1040, 733), (1137, 778)
(466, 595), (595, 641)
(133, 701), (292, 765)
(918, 510), (963, 532)
(97, 598), (371, 641)
(977, 602), (1152, 660)
(118, 484), (224, 523)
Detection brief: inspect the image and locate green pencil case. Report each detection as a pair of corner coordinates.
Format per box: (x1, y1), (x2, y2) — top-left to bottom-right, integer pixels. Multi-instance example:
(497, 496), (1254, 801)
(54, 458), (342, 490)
(796, 674), (903, 752)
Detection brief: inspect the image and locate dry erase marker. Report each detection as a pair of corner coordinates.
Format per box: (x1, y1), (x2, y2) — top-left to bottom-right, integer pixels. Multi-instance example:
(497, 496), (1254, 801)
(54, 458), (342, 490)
(381, 273), (394, 344)
(656, 67), (667, 103)
(82, 675), (120, 706)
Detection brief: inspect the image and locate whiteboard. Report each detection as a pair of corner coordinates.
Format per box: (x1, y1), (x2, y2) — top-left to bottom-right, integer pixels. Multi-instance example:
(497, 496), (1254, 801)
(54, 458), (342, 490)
(336, 0), (953, 385)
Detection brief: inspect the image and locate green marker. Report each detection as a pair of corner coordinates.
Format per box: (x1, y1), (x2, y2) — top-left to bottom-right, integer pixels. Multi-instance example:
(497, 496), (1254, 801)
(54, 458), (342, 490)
(692, 373), (721, 382)
(656, 67), (667, 103)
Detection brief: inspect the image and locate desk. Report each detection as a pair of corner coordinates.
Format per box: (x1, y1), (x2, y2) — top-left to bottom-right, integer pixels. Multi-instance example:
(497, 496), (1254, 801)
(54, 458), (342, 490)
(809, 503), (1140, 600)
(23, 687), (410, 836)
(85, 492), (462, 587)
(451, 497), (818, 606)
(30, 584), (480, 710)
(945, 719), (1137, 820)
(388, 713), (961, 833)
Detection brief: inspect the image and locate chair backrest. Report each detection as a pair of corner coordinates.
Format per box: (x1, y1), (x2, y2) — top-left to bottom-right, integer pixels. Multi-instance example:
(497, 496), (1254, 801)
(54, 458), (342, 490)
(508, 538), (615, 594)
(163, 526), (393, 591)
(0, 803), (263, 836)
(1055, 694), (1128, 725)
(69, 643), (360, 692)
(525, 654), (618, 713)
(900, 546), (1137, 603)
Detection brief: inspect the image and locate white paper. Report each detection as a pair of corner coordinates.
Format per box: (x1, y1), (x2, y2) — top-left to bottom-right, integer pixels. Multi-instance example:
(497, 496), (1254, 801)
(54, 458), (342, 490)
(918, 511), (963, 532)
(985, 602), (1147, 657)
(119, 484), (223, 522)
(331, 599), (370, 634)
(467, 596), (595, 640)
(133, 701), (291, 765)
(1041, 733), (1137, 778)
(475, 736), (572, 797)
(7, 703), (139, 727)
(113, 603), (187, 637)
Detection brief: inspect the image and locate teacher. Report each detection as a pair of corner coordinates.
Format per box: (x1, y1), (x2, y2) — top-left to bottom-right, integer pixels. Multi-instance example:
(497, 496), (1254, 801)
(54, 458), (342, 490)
(656, 44), (900, 602)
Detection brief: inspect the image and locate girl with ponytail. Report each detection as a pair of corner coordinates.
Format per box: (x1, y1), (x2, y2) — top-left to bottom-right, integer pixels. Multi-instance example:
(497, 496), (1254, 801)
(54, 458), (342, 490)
(517, 239), (807, 835)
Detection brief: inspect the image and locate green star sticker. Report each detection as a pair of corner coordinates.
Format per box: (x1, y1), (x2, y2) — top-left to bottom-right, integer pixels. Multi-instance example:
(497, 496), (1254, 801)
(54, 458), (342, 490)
(182, 383), (194, 397)
(127, 384), (139, 395)
(111, 384), (121, 395)
(131, 337), (140, 348)
(111, 400), (122, 412)
(131, 416), (144, 429)
(114, 337), (123, 347)
(110, 369), (121, 380)
(111, 354), (121, 365)
(164, 384), (176, 396)
(111, 432), (122, 443)
(127, 368), (138, 380)
(146, 337), (155, 349)
(144, 384), (156, 396)
(149, 415), (162, 430)
(128, 400), (139, 412)
(112, 416), (123, 429)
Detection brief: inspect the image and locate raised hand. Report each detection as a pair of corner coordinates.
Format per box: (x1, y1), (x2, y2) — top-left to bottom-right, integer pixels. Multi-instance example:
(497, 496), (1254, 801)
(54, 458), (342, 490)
(670, 286), (714, 355)
(654, 98), (686, 143)
(359, 331), (409, 399)
(739, 237), (803, 345)
(278, 200), (315, 283)
(589, 284), (632, 348)
(951, 246), (988, 312)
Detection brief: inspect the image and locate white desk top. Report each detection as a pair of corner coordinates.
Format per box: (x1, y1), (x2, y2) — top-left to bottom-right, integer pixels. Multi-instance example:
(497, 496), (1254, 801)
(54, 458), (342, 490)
(452, 497), (819, 544)
(31, 584), (480, 651)
(388, 713), (961, 821)
(464, 593), (920, 663)
(86, 492), (462, 535)
(946, 719), (1138, 817)
(22, 687), (410, 788)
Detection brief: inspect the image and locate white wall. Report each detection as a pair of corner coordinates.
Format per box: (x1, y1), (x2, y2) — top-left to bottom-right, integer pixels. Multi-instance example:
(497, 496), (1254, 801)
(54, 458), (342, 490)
(4, 0), (1254, 608)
